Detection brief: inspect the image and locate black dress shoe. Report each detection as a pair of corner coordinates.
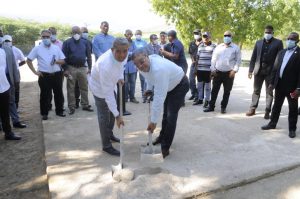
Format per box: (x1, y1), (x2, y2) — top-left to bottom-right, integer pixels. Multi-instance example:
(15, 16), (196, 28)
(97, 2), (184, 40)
(221, 108), (226, 114)
(123, 111), (132, 116)
(42, 115), (48, 120)
(289, 130), (296, 138)
(75, 99), (80, 109)
(193, 97), (199, 102)
(103, 146), (120, 156)
(203, 100), (209, 108)
(188, 95), (195, 100)
(110, 135), (120, 143)
(69, 109), (75, 115)
(162, 149), (169, 158)
(13, 122), (27, 128)
(193, 99), (203, 105)
(204, 106), (214, 112)
(153, 136), (162, 145)
(56, 112), (66, 117)
(82, 106), (94, 112)
(261, 123), (276, 130)
(5, 132), (22, 140)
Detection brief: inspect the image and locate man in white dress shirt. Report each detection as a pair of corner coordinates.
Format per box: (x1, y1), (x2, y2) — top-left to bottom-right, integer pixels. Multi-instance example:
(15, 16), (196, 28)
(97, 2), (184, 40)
(204, 31), (241, 114)
(89, 38), (128, 156)
(0, 47), (21, 140)
(133, 48), (189, 158)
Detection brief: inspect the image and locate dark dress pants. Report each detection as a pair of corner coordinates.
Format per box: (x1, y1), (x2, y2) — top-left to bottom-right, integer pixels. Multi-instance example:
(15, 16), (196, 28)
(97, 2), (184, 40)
(0, 90), (12, 133)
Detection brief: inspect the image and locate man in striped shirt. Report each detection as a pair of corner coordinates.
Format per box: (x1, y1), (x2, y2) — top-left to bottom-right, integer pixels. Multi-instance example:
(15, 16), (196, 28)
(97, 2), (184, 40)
(193, 32), (216, 107)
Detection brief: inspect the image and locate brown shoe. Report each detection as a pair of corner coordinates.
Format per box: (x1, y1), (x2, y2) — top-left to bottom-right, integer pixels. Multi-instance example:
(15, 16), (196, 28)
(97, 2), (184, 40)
(246, 108), (255, 116)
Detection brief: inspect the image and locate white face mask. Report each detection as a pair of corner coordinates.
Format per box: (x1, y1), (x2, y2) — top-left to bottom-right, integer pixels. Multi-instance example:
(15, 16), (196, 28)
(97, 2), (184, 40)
(135, 35), (142, 40)
(4, 41), (12, 47)
(73, 34), (81, 40)
(194, 35), (201, 40)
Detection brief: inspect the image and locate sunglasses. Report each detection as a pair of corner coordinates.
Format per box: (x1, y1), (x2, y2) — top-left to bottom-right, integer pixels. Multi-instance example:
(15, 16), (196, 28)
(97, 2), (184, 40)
(224, 35), (231, 37)
(202, 35), (208, 38)
(41, 36), (50, 39)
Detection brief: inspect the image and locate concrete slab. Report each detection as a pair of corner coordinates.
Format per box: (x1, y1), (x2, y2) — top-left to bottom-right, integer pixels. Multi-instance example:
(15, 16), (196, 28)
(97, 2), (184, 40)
(37, 66), (300, 199)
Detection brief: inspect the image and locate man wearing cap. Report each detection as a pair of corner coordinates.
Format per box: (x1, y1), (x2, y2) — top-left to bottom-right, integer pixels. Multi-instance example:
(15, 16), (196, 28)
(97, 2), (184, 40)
(188, 29), (202, 102)
(204, 31), (241, 113)
(146, 34), (162, 56)
(194, 32), (216, 107)
(2, 35), (26, 110)
(246, 25), (283, 119)
(1, 35), (27, 128)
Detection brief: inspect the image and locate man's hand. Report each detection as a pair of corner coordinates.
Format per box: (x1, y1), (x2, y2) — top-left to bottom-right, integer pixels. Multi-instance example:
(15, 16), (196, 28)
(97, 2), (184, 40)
(248, 72), (253, 79)
(268, 84), (274, 90)
(116, 116), (124, 128)
(144, 90), (153, 97)
(229, 70), (236, 78)
(118, 79), (124, 86)
(211, 70), (217, 78)
(147, 122), (156, 133)
(35, 71), (43, 77)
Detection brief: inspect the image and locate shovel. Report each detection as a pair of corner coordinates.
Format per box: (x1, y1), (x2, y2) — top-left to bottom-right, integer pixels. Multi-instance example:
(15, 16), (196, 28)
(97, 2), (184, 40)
(112, 83), (134, 182)
(140, 97), (163, 164)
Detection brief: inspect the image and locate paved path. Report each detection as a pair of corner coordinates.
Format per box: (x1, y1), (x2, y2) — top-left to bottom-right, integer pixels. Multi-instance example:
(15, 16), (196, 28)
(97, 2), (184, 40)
(23, 64), (300, 199)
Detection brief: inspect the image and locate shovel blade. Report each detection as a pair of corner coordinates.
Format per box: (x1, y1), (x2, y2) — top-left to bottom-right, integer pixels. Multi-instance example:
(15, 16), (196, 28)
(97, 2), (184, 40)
(140, 144), (163, 164)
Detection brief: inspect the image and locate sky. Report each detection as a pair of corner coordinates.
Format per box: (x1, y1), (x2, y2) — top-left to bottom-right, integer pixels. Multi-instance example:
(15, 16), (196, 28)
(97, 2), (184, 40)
(0, 0), (174, 33)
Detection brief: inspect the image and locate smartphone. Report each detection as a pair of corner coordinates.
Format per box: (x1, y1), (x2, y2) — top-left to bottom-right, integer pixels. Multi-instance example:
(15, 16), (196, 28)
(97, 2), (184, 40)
(50, 55), (56, 65)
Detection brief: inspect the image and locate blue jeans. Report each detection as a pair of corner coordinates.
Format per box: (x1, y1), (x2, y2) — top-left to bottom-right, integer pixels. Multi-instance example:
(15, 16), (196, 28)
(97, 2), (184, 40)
(94, 96), (115, 149)
(125, 72), (137, 101)
(159, 76), (189, 151)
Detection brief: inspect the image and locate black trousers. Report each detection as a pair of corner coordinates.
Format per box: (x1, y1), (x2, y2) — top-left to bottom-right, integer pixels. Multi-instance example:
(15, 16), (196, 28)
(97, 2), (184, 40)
(15, 82), (20, 109)
(209, 71), (234, 108)
(270, 88), (298, 131)
(48, 73), (65, 110)
(117, 83), (126, 112)
(250, 74), (273, 112)
(0, 90), (12, 133)
(38, 71), (64, 116)
(159, 76), (189, 151)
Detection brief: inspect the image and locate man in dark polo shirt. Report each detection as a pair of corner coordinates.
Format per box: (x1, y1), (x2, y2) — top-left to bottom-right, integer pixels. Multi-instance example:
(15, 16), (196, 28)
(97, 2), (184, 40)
(62, 26), (93, 115)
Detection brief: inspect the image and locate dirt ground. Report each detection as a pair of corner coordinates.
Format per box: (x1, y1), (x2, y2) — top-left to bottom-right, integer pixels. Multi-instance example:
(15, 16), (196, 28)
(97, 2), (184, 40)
(0, 82), (49, 199)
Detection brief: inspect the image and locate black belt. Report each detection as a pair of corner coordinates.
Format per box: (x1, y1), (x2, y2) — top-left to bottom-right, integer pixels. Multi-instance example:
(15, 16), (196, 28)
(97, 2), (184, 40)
(40, 71), (61, 76)
(70, 64), (85, 68)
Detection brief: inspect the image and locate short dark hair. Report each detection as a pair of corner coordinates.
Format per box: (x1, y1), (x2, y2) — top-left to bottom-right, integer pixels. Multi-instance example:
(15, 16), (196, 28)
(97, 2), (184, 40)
(101, 21), (108, 26)
(168, 30), (177, 38)
(290, 32), (299, 41)
(150, 34), (158, 40)
(265, 25), (274, 31)
(160, 31), (167, 35)
(132, 47), (148, 60)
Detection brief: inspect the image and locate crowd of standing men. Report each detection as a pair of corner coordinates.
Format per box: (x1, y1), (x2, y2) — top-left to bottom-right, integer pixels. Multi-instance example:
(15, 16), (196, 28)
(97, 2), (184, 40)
(0, 22), (299, 158)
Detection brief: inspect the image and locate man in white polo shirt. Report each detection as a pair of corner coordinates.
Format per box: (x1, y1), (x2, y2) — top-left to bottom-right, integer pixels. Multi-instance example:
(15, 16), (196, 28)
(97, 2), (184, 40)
(89, 37), (128, 156)
(27, 30), (66, 120)
(133, 48), (189, 158)
(0, 47), (21, 140)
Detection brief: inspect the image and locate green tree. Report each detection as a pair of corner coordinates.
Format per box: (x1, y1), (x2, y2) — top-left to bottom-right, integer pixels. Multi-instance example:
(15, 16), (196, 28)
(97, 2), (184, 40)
(150, 0), (300, 48)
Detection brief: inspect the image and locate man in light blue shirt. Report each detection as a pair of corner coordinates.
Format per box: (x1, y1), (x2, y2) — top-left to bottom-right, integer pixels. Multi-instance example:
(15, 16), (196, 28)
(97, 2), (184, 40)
(92, 21), (115, 60)
(134, 30), (148, 103)
(133, 49), (189, 158)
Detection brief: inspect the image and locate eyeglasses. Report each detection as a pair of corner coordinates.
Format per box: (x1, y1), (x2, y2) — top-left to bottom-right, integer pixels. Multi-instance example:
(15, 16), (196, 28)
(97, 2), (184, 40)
(202, 35), (208, 38)
(224, 35), (231, 37)
(41, 36), (50, 39)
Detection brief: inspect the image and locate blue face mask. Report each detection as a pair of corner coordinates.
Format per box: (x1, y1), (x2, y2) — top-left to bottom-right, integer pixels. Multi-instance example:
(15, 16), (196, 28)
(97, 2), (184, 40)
(286, 40), (297, 49)
(50, 35), (57, 42)
(42, 38), (51, 46)
(82, 33), (89, 39)
(223, 37), (232, 44)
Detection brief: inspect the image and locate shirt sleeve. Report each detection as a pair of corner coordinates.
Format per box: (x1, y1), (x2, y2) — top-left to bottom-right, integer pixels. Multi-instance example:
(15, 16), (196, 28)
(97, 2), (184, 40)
(57, 48), (66, 60)
(99, 67), (119, 117)
(92, 36), (101, 59)
(151, 72), (169, 123)
(15, 48), (25, 62)
(233, 46), (241, 72)
(210, 46), (218, 71)
(172, 42), (182, 58)
(27, 46), (38, 61)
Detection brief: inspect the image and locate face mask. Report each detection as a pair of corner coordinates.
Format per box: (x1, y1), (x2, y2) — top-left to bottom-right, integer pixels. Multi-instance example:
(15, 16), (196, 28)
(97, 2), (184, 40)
(264, 33), (273, 41)
(42, 38), (51, 46)
(194, 35), (201, 40)
(286, 40), (297, 49)
(73, 34), (81, 40)
(135, 35), (142, 40)
(50, 35), (57, 42)
(82, 33), (89, 39)
(4, 41), (12, 47)
(223, 37), (232, 44)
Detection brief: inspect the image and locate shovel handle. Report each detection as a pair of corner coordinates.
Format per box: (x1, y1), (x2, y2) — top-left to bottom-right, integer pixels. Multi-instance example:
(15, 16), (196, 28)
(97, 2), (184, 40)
(118, 83), (124, 165)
